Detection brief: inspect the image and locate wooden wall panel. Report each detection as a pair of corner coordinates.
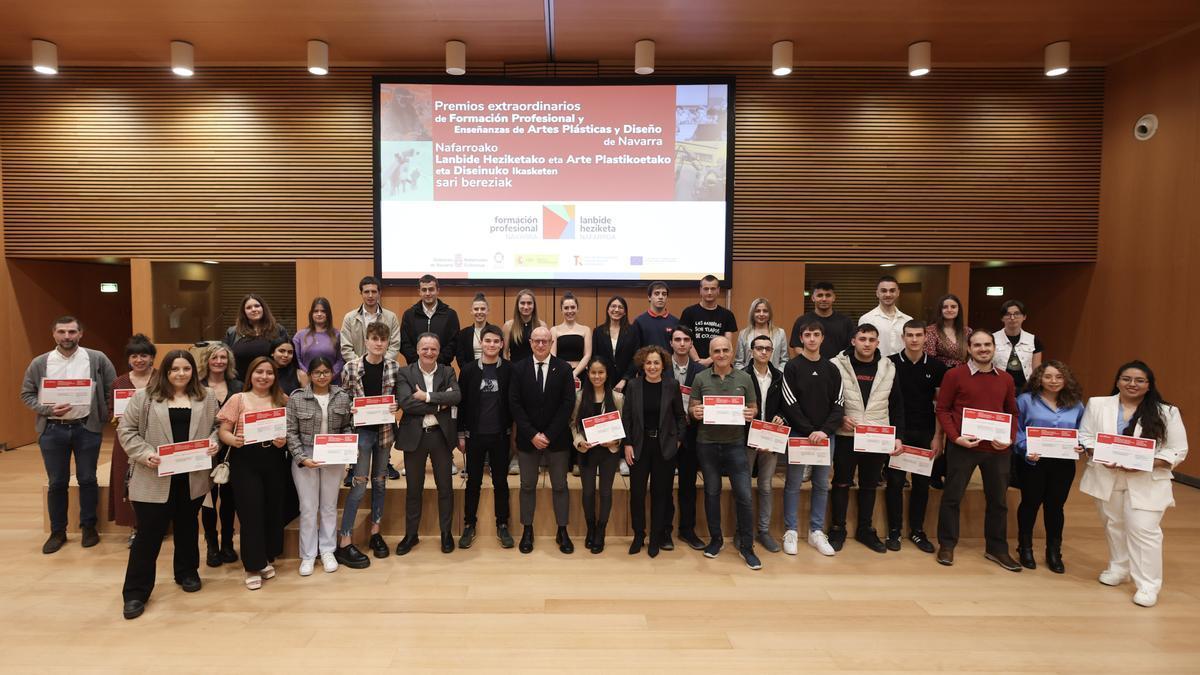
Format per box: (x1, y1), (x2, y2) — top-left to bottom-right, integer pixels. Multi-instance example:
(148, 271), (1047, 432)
(0, 64), (1102, 264)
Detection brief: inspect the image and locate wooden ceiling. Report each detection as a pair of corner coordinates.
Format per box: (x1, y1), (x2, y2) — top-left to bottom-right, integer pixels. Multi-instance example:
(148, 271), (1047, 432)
(0, 0), (1197, 67)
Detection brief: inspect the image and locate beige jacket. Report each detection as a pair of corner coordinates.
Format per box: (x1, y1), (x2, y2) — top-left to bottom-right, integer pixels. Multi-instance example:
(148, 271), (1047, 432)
(117, 389), (220, 504)
(339, 305), (402, 363)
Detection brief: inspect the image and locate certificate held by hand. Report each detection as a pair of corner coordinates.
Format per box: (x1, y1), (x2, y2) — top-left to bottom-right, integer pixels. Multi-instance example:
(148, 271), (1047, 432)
(787, 437), (831, 466)
(353, 395), (396, 426)
(680, 385), (692, 413)
(888, 445), (935, 476)
(113, 389), (136, 417)
(853, 424), (896, 454)
(582, 411), (624, 445)
(157, 439), (212, 477)
(1093, 433), (1156, 472)
(702, 396), (745, 425)
(243, 407), (287, 444)
(748, 420), (790, 454)
(313, 434), (359, 464)
(961, 408), (1012, 443)
(1026, 427), (1079, 460)
(40, 378), (93, 406)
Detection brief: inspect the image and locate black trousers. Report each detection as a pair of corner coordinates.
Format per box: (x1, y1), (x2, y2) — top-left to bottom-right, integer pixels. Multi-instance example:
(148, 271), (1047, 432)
(464, 433), (511, 527)
(1016, 457), (1077, 548)
(230, 445), (285, 572)
(830, 435), (888, 531)
(123, 475), (202, 603)
(885, 430), (934, 534)
(201, 479), (237, 548)
(937, 444), (1010, 555)
(580, 448), (620, 525)
(629, 436), (677, 542)
(402, 429), (454, 536)
(665, 435), (699, 536)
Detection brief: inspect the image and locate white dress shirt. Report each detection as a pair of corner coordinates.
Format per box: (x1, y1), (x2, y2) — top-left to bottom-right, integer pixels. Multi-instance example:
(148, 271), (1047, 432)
(46, 348), (91, 419)
(859, 305), (913, 358)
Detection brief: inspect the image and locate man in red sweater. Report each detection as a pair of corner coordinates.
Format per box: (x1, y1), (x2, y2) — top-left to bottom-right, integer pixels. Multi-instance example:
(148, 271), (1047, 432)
(934, 329), (1021, 570)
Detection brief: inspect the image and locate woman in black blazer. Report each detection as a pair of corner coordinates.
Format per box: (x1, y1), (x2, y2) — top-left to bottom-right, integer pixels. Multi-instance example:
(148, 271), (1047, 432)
(592, 295), (641, 392)
(621, 345), (687, 557)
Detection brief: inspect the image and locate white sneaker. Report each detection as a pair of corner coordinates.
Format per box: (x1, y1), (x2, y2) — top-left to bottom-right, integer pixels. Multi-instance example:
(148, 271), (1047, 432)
(619, 460), (630, 476)
(299, 559), (315, 576)
(808, 529), (835, 556)
(1133, 590), (1158, 607)
(803, 465), (813, 483)
(1098, 569), (1129, 586)
(508, 458), (519, 475)
(320, 551), (339, 573)
(782, 529), (799, 555)
(451, 464), (459, 476)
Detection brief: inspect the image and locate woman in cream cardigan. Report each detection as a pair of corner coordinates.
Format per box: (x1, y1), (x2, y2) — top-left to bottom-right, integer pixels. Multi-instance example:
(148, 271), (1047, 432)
(117, 349), (220, 620)
(1078, 360), (1188, 608)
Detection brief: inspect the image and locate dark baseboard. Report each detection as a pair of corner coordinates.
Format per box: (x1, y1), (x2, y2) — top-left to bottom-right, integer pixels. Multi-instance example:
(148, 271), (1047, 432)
(1173, 472), (1200, 489)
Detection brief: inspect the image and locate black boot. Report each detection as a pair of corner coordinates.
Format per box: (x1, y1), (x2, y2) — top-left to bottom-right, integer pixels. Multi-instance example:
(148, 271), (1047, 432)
(591, 521), (607, 554)
(628, 531), (645, 555)
(1017, 532), (1036, 570)
(1046, 543), (1065, 574)
(205, 533), (222, 568)
(585, 519), (596, 550)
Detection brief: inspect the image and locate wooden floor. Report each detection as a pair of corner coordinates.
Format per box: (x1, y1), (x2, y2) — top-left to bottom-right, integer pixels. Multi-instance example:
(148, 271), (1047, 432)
(1, 442), (1199, 673)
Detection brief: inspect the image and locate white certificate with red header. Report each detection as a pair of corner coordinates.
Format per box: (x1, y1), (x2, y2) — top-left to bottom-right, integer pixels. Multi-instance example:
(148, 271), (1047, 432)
(961, 408), (1012, 443)
(703, 395), (745, 425)
(353, 395), (395, 426)
(157, 439), (212, 477)
(1026, 427), (1079, 460)
(582, 411), (624, 445)
(313, 434), (359, 464)
(680, 385), (692, 413)
(854, 424), (896, 454)
(1093, 433), (1156, 472)
(39, 378), (93, 406)
(113, 389), (136, 417)
(787, 437), (831, 466)
(888, 445), (935, 476)
(748, 419), (790, 454)
(242, 407), (287, 443)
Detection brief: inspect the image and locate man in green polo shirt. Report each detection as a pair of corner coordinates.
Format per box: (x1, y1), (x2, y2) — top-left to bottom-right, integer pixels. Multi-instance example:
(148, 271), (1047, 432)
(688, 337), (761, 570)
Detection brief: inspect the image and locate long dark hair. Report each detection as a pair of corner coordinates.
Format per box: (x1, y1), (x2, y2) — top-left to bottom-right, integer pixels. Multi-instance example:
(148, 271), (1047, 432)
(1025, 360), (1083, 409)
(603, 295), (630, 332)
(234, 293), (280, 339)
(148, 349), (208, 402)
(931, 293), (967, 361)
(304, 297), (337, 346)
(241, 355), (288, 407)
(1109, 360), (1171, 443)
(576, 357), (617, 433)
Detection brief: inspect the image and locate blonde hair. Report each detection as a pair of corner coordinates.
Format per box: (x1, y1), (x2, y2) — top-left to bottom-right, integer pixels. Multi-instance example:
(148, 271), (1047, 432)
(745, 297), (775, 332)
(191, 341), (238, 382)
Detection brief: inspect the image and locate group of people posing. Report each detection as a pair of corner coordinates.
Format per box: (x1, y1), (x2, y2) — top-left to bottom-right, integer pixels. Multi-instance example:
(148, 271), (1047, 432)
(18, 273), (1188, 621)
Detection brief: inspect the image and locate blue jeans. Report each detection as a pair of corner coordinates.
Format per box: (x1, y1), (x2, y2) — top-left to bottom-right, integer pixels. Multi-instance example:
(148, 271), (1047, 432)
(338, 427), (389, 537)
(696, 442), (754, 551)
(784, 463), (830, 533)
(39, 423), (102, 532)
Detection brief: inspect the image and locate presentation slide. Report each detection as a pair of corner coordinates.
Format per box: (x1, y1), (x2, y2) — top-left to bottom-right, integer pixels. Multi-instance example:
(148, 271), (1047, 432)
(376, 81), (731, 283)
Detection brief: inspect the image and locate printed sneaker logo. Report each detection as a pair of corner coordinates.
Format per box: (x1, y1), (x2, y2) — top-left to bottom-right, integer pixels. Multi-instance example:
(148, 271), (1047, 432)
(542, 204), (575, 239)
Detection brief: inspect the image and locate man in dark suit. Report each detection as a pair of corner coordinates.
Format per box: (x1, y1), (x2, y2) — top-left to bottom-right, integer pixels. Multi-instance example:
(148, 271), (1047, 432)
(394, 333), (461, 555)
(508, 325), (577, 554)
(743, 334), (787, 553)
(665, 326), (707, 550)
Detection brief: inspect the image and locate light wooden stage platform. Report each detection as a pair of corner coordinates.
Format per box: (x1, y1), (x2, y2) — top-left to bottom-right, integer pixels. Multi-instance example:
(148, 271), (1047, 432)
(4, 439), (1200, 673)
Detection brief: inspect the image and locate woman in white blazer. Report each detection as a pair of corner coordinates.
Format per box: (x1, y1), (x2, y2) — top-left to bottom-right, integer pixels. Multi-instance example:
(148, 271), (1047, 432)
(1077, 360), (1188, 608)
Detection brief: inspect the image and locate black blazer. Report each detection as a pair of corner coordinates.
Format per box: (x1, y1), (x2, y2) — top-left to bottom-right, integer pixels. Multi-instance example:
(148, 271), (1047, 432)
(399, 300), (460, 366)
(454, 323), (501, 374)
(394, 363), (462, 450)
(508, 355), (576, 452)
(456, 357), (512, 436)
(743, 362), (785, 424)
(591, 324), (641, 387)
(620, 375), (687, 461)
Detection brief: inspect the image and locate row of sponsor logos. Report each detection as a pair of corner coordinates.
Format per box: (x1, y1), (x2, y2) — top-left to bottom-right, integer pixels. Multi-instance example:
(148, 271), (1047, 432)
(425, 252), (678, 270)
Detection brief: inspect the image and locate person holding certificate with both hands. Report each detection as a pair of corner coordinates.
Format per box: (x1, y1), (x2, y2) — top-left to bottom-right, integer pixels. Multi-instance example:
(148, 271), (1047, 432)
(217, 356), (290, 590)
(1012, 361), (1085, 573)
(1078, 361), (1188, 608)
(570, 357), (624, 554)
(118, 349), (220, 620)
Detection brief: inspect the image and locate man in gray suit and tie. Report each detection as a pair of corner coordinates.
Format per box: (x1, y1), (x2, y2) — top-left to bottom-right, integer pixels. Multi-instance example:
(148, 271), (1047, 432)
(394, 332), (462, 555)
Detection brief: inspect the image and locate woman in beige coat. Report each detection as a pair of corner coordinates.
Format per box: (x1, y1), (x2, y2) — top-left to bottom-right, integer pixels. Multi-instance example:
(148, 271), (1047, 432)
(118, 349), (220, 620)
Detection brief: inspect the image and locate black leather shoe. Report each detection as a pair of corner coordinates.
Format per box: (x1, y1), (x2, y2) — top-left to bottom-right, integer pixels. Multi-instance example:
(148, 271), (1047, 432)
(123, 599), (145, 620)
(519, 526), (534, 554)
(678, 530), (706, 551)
(369, 533), (390, 558)
(855, 528), (887, 554)
(585, 520), (596, 550)
(441, 531), (455, 554)
(394, 535), (418, 556)
(387, 463), (401, 480)
(827, 527), (847, 552)
(42, 530), (67, 555)
(556, 527), (574, 554)
(1018, 546), (1037, 570)
(648, 544), (659, 558)
(334, 544), (370, 569)
(81, 525), (100, 548)
(937, 546), (954, 566)
(497, 524), (515, 549)
(628, 532), (645, 555)
(459, 525), (476, 549)
(176, 576), (202, 593)
(205, 536), (222, 567)
(1046, 547), (1065, 574)
(985, 551), (1023, 572)
(886, 529), (902, 551)
(219, 544), (239, 564)
(591, 522), (607, 554)
(660, 533), (675, 551)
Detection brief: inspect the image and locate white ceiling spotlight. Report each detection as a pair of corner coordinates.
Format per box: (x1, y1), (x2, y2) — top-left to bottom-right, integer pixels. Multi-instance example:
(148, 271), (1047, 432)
(171, 40), (194, 77)
(634, 39), (655, 75)
(772, 40), (793, 76)
(446, 40), (466, 76)
(1044, 40), (1070, 77)
(32, 39), (58, 75)
(308, 40), (329, 75)
(908, 40), (931, 77)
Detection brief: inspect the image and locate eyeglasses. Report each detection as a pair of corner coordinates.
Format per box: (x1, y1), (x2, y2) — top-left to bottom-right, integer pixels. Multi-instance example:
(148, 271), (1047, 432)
(753, 345), (773, 352)
(530, 338), (551, 344)
(310, 371), (332, 378)
(1003, 312), (1024, 319)
(1118, 376), (1149, 386)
